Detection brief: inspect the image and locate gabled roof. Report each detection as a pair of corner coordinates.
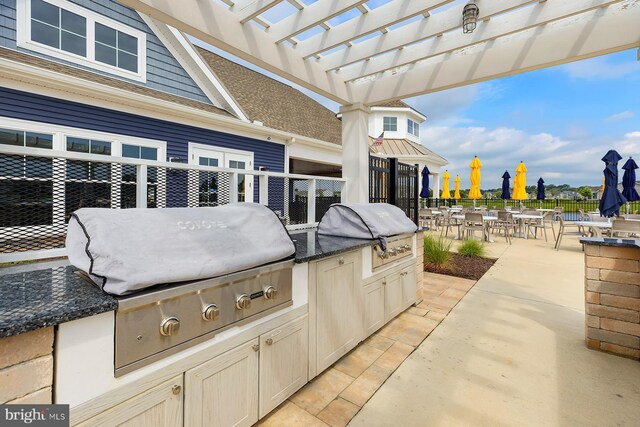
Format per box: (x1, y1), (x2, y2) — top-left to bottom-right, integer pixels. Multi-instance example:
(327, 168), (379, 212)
(371, 100), (426, 121)
(369, 137), (447, 164)
(0, 47), (234, 118)
(195, 47), (342, 145)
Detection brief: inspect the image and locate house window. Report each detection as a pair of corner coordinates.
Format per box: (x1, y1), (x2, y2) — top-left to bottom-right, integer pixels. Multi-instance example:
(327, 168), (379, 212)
(121, 144), (159, 208)
(408, 119), (420, 137)
(18, 0), (147, 81)
(383, 117), (397, 132)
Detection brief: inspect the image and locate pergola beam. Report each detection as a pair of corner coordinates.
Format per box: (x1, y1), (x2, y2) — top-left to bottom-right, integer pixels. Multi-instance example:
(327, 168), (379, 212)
(319, 0), (539, 71)
(339, 0), (623, 82)
(352, 1), (640, 105)
(117, 0), (354, 103)
(233, 0), (284, 24)
(267, 0), (367, 43)
(296, 0), (454, 58)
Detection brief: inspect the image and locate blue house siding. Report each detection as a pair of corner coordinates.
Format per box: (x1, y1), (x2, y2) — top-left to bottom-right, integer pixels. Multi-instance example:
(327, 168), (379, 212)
(0, 86), (285, 203)
(0, 0), (211, 105)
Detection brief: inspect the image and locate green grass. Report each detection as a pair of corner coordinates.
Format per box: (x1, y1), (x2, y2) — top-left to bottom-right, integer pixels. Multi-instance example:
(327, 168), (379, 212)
(457, 239), (486, 258)
(423, 235), (452, 266)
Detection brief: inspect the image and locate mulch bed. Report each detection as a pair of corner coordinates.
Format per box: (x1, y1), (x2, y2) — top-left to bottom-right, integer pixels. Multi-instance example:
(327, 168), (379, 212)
(424, 253), (496, 281)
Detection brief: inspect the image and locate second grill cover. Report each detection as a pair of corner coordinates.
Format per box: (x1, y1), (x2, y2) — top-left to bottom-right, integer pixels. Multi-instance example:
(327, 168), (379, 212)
(66, 204), (295, 296)
(317, 203), (417, 243)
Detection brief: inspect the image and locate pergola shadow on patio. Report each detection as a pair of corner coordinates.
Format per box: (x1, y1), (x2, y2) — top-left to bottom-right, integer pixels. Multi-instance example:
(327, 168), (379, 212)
(352, 235), (640, 426)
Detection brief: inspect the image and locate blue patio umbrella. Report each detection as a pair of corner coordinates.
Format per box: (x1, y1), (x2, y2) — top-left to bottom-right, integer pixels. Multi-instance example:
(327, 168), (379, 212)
(500, 171), (511, 200)
(536, 177), (545, 200)
(599, 150), (627, 217)
(419, 166), (430, 198)
(621, 157), (640, 202)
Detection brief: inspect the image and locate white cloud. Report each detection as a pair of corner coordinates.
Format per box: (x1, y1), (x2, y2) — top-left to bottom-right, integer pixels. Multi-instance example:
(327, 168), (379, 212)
(560, 56), (640, 80)
(421, 126), (637, 188)
(605, 111), (635, 122)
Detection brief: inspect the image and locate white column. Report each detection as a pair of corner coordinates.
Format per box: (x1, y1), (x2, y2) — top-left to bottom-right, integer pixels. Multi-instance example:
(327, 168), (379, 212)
(432, 172), (440, 199)
(340, 103), (371, 203)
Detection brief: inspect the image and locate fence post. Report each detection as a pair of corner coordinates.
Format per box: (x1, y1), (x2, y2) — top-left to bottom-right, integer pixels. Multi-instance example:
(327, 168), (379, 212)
(307, 179), (317, 224)
(258, 175), (269, 205)
(388, 158), (398, 206)
(136, 164), (148, 208)
(414, 164), (419, 224)
(229, 172), (238, 204)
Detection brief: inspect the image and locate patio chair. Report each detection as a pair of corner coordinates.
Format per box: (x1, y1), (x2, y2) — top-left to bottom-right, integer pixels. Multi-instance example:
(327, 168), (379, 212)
(462, 212), (485, 241)
(554, 217), (586, 250)
(438, 211), (462, 238)
(577, 209), (590, 221)
(553, 207), (564, 221)
(527, 211), (555, 242)
(611, 219), (640, 239)
(622, 214), (640, 220)
(419, 208), (435, 231)
(492, 211), (514, 244)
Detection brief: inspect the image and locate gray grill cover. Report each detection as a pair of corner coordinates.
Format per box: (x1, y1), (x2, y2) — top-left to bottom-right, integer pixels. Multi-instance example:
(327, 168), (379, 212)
(66, 204), (295, 296)
(317, 203), (417, 245)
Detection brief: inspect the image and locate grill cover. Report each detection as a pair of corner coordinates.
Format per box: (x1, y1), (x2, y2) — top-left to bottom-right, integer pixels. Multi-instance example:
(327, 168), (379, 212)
(66, 204), (295, 295)
(317, 203), (417, 249)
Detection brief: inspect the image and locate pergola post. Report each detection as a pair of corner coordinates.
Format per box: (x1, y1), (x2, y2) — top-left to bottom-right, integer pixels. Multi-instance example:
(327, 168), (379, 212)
(340, 103), (371, 203)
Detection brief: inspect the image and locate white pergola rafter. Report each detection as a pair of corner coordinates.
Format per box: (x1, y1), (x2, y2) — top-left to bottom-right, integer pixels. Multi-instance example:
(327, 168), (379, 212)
(337, 0), (625, 82)
(352, 1), (640, 104)
(232, 0), (284, 24)
(318, 0), (540, 72)
(295, 0), (454, 59)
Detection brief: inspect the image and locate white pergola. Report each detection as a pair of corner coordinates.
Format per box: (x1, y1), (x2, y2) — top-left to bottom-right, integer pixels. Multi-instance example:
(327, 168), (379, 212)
(118, 0), (640, 202)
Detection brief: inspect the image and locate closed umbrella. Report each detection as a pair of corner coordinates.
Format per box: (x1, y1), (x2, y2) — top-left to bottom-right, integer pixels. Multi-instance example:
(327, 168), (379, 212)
(441, 170), (451, 200)
(469, 156), (482, 200)
(599, 150), (626, 217)
(512, 161), (528, 200)
(500, 171), (511, 200)
(419, 166), (430, 198)
(600, 177), (605, 199)
(536, 177), (545, 200)
(454, 175), (461, 200)
(621, 157), (639, 201)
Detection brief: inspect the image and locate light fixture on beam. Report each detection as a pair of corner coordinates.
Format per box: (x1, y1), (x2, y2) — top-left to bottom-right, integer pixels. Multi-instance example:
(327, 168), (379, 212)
(462, 0), (480, 34)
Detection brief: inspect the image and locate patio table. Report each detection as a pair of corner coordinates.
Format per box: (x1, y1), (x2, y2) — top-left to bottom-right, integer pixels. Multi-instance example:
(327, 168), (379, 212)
(575, 221), (612, 238)
(512, 213), (544, 239)
(451, 215), (498, 242)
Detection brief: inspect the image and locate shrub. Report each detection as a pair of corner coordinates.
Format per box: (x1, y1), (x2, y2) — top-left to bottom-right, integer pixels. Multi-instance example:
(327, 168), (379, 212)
(457, 239), (486, 257)
(423, 236), (452, 266)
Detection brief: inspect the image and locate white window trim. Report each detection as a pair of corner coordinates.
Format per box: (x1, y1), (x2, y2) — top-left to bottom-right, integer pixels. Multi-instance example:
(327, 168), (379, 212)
(383, 116), (398, 132)
(16, 0), (147, 82)
(408, 119), (420, 138)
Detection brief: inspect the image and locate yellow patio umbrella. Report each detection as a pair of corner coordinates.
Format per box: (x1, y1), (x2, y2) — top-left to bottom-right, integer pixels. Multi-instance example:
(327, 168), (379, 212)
(600, 177), (605, 199)
(512, 161), (528, 200)
(441, 170), (451, 199)
(454, 175), (461, 200)
(469, 156), (482, 199)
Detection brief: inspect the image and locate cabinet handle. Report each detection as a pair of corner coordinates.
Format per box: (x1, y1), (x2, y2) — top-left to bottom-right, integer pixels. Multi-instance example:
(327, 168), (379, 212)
(338, 257), (345, 265)
(266, 338), (273, 345)
(252, 344), (260, 352)
(172, 385), (182, 395)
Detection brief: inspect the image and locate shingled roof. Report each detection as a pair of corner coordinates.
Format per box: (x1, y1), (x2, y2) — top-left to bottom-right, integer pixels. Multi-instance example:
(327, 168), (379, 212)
(196, 47), (342, 145)
(372, 99), (426, 119)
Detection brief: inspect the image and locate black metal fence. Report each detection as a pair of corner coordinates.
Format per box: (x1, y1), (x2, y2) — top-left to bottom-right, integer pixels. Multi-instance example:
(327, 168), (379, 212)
(369, 155), (419, 224)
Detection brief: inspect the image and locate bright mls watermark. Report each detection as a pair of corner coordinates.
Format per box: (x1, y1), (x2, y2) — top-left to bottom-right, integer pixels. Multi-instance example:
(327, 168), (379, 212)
(0, 405), (69, 426)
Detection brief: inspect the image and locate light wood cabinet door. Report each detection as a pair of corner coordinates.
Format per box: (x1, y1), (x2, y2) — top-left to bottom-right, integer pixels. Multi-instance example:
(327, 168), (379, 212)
(384, 271), (403, 323)
(75, 375), (183, 427)
(259, 316), (308, 418)
(402, 265), (418, 308)
(363, 278), (385, 337)
(185, 339), (259, 427)
(316, 252), (362, 373)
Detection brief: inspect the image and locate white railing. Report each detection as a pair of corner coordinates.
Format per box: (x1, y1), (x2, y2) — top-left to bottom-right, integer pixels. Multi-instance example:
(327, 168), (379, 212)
(0, 145), (346, 262)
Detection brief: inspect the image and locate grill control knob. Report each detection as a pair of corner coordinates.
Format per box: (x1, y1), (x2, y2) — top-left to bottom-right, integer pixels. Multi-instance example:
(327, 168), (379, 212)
(160, 316), (180, 336)
(202, 304), (220, 321)
(403, 244), (411, 251)
(388, 248), (397, 256)
(264, 286), (278, 300)
(236, 294), (252, 310)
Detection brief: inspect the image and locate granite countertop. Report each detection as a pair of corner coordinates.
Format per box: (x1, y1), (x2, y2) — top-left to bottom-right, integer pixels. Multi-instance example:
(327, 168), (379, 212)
(291, 229), (379, 263)
(580, 237), (640, 248)
(0, 260), (117, 338)
(0, 229), (417, 339)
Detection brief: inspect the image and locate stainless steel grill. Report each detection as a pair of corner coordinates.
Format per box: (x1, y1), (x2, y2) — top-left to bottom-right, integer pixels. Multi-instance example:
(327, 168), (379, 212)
(114, 260), (293, 376)
(372, 234), (414, 270)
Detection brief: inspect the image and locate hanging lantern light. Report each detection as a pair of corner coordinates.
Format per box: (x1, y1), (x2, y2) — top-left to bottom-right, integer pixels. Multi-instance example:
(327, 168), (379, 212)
(462, 0), (480, 34)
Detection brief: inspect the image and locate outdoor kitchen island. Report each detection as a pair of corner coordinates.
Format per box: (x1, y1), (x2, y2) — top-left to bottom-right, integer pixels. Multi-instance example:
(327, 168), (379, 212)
(0, 227), (424, 426)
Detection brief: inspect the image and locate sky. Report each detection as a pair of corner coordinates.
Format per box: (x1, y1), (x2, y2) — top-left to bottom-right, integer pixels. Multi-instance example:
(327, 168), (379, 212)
(200, 0), (640, 189)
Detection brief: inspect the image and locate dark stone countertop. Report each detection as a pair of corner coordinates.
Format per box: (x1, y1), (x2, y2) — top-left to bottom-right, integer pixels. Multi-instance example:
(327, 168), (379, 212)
(0, 229), (420, 338)
(580, 237), (640, 248)
(0, 260), (117, 338)
(291, 229), (378, 263)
